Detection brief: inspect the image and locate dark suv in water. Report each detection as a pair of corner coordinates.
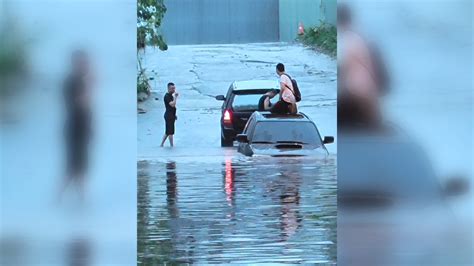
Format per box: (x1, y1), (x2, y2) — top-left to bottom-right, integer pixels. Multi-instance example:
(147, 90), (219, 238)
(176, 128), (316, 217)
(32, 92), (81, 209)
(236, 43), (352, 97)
(216, 80), (279, 147)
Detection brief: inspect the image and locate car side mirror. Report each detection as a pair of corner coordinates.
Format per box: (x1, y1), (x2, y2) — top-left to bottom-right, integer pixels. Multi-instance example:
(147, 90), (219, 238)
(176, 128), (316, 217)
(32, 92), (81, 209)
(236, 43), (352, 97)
(443, 176), (469, 197)
(236, 134), (248, 143)
(215, 95), (225, 101)
(323, 136), (334, 144)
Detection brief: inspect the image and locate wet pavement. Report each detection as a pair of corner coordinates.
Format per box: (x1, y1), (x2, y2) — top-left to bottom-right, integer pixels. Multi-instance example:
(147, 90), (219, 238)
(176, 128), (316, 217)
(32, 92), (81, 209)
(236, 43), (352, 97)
(138, 43), (337, 263)
(138, 43), (337, 156)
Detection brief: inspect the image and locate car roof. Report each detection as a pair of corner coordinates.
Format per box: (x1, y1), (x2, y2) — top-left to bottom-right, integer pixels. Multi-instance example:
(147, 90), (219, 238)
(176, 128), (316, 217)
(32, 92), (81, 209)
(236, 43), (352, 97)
(232, 80), (279, 91)
(338, 134), (437, 197)
(338, 126), (410, 144)
(252, 111), (312, 122)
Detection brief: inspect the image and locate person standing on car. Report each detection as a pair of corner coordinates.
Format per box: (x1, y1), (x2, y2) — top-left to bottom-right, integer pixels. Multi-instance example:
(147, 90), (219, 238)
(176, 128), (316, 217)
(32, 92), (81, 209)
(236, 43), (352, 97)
(271, 63), (297, 114)
(258, 89), (278, 111)
(160, 82), (179, 147)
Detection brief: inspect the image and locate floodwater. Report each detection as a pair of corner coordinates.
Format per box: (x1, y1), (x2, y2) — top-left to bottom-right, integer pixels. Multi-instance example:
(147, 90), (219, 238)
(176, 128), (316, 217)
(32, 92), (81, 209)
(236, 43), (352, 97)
(137, 43), (337, 263)
(138, 155), (336, 264)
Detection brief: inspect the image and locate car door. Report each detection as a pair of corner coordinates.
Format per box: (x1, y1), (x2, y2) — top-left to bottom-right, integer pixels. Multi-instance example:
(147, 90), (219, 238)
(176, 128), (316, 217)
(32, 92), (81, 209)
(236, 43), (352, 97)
(238, 116), (255, 155)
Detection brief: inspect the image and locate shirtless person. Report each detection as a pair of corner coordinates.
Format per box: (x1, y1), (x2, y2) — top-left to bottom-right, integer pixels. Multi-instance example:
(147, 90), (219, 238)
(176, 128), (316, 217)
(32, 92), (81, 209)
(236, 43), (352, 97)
(258, 89), (278, 111)
(59, 50), (93, 202)
(338, 4), (383, 128)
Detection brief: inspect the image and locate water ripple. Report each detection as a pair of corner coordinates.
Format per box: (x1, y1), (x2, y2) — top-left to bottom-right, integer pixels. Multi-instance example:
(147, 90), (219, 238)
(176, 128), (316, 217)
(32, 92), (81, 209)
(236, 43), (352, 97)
(138, 156), (337, 264)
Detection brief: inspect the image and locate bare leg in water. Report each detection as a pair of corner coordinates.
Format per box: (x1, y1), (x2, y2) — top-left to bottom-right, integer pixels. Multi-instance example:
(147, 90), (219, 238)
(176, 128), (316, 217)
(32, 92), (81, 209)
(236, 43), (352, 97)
(161, 134), (174, 147)
(160, 134), (168, 147)
(57, 176), (72, 203)
(75, 175), (86, 202)
(57, 173), (85, 203)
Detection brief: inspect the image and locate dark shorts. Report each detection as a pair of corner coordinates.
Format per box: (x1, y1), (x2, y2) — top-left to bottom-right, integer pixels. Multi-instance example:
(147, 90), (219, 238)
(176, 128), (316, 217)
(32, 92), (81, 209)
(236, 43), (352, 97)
(338, 92), (380, 128)
(270, 100), (291, 114)
(165, 115), (176, 135)
(65, 122), (90, 177)
(66, 137), (88, 176)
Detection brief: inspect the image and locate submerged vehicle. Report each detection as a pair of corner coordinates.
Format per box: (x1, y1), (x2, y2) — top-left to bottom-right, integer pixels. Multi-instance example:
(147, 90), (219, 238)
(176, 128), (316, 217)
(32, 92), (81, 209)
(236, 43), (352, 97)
(216, 80), (279, 147)
(337, 131), (471, 265)
(236, 111), (334, 156)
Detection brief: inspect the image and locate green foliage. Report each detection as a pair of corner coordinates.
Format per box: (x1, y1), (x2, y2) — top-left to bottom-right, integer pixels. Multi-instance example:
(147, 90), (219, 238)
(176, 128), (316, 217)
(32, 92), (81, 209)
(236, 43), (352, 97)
(137, 71), (150, 94)
(137, 0), (168, 51)
(0, 12), (28, 96)
(0, 41), (26, 77)
(298, 22), (336, 57)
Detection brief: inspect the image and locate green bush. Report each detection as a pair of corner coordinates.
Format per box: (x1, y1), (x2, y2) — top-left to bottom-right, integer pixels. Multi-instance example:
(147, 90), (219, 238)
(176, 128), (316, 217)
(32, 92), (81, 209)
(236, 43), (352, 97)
(137, 64), (151, 98)
(137, 0), (167, 101)
(0, 15), (28, 96)
(298, 22), (336, 57)
(137, 74), (150, 94)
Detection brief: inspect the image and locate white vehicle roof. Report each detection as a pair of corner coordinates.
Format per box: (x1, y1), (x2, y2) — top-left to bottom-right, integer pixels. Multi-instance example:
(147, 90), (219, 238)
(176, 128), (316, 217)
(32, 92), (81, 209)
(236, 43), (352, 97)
(233, 80), (279, 91)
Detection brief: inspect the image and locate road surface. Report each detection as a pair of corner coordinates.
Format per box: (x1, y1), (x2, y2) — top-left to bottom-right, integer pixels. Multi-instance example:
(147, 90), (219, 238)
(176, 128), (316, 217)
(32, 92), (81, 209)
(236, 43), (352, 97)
(137, 43), (337, 264)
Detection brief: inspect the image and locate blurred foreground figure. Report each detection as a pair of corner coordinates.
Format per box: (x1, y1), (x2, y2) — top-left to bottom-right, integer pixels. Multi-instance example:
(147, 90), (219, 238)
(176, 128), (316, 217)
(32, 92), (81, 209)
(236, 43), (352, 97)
(58, 50), (93, 202)
(337, 2), (472, 265)
(337, 4), (389, 129)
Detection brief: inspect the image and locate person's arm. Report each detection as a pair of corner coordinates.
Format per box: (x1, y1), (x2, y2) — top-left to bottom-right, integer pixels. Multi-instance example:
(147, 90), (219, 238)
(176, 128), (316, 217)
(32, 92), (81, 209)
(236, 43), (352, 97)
(264, 97), (272, 110)
(279, 80), (287, 94)
(169, 93), (179, 107)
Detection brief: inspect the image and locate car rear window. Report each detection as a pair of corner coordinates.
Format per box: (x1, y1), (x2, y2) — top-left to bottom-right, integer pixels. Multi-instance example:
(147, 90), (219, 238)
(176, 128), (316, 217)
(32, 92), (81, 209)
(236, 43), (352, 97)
(231, 93), (265, 112)
(251, 121), (322, 145)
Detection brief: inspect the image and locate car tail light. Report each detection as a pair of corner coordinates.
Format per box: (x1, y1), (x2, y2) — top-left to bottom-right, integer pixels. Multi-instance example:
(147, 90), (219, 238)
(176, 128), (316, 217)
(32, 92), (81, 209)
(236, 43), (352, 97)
(223, 109), (232, 124)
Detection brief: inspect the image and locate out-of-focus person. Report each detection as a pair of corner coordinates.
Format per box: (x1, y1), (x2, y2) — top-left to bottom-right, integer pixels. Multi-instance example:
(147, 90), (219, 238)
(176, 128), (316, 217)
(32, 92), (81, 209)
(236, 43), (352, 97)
(337, 4), (389, 129)
(59, 50), (94, 202)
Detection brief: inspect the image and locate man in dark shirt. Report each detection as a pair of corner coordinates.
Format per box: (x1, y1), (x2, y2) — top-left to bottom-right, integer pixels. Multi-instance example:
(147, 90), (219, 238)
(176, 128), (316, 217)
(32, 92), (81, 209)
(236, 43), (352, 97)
(160, 82), (179, 147)
(258, 89), (278, 111)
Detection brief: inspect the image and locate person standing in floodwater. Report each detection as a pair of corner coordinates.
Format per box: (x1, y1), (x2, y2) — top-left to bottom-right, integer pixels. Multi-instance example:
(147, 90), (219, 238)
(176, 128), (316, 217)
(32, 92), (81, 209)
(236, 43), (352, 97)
(160, 82), (179, 147)
(59, 50), (93, 202)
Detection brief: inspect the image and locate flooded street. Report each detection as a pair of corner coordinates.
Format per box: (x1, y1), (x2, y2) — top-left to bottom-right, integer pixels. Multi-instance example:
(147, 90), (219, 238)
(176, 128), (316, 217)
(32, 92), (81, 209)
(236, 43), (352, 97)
(138, 156), (336, 264)
(138, 43), (337, 156)
(138, 43), (337, 263)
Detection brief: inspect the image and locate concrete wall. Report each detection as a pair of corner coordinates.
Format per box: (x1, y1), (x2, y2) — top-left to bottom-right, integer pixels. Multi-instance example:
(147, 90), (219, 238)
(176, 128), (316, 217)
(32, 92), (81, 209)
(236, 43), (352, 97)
(160, 0), (336, 44)
(279, 0), (336, 42)
(161, 0), (279, 44)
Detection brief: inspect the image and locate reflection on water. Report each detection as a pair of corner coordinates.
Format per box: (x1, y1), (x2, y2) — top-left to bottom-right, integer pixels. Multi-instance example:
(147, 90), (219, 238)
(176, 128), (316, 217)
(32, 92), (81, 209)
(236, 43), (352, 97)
(137, 157), (337, 264)
(67, 238), (91, 266)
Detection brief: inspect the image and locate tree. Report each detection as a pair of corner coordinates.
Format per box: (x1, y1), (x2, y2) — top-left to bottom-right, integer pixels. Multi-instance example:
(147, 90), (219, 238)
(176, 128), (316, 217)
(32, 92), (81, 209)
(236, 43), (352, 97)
(0, 4), (29, 97)
(137, 0), (167, 100)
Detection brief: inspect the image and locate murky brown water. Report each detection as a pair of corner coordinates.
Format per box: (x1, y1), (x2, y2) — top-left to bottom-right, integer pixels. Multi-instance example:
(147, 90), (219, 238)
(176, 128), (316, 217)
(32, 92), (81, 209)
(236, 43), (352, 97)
(137, 156), (336, 264)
